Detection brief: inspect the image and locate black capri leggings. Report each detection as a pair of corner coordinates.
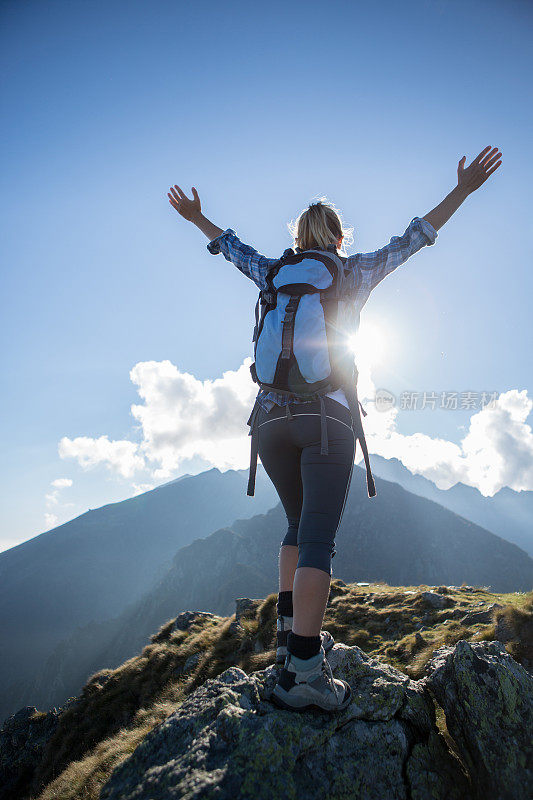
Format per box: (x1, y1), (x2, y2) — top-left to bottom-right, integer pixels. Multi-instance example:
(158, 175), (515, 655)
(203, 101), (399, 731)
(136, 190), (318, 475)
(256, 396), (356, 576)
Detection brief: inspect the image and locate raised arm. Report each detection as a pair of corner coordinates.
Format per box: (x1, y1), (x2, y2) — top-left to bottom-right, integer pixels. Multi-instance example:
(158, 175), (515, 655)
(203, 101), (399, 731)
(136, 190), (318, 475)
(422, 145), (502, 231)
(167, 184), (224, 240)
(345, 144), (503, 296)
(167, 184), (278, 290)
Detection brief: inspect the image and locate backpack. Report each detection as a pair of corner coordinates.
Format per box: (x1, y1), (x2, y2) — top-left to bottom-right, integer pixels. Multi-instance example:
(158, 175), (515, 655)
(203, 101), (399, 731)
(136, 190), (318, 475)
(245, 244), (376, 499)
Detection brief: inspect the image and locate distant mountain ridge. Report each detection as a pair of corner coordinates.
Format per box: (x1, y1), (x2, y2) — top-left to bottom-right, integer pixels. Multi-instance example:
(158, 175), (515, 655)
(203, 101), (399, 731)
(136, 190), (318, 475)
(369, 455), (533, 556)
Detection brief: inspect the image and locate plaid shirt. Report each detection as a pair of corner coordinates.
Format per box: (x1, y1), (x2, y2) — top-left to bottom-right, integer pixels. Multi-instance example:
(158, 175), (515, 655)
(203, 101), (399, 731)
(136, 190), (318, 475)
(207, 216), (438, 412)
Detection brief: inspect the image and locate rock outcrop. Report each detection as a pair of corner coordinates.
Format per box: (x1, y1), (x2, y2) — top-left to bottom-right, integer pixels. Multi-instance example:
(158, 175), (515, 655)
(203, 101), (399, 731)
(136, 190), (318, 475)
(98, 639), (532, 800)
(421, 639), (533, 800)
(99, 642), (471, 800)
(0, 700), (76, 800)
(2, 595), (531, 800)
(174, 610), (218, 631)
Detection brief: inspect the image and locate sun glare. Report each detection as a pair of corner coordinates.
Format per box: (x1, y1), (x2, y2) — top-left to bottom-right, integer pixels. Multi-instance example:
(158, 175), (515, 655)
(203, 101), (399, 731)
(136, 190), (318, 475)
(346, 321), (387, 369)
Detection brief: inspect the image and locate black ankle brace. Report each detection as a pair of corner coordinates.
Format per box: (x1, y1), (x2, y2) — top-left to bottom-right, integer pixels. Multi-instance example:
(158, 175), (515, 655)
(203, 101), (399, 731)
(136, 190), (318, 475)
(287, 631), (321, 659)
(276, 590), (293, 618)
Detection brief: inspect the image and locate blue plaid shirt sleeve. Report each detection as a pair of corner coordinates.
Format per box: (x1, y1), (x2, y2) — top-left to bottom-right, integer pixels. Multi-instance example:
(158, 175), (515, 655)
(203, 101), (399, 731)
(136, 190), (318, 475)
(345, 216), (438, 293)
(206, 228), (279, 290)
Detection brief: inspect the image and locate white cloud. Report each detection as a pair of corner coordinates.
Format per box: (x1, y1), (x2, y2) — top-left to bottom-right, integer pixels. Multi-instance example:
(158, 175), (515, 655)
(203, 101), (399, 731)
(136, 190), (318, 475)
(131, 482), (157, 495)
(57, 359), (256, 482)
(57, 357), (533, 497)
(45, 513), (58, 528)
(360, 369), (533, 494)
(58, 435), (146, 478)
(460, 389), (533, 494)
(129, 359), (256, 479)
(51, 477), (73, 488)
(44, 477), (74, 531)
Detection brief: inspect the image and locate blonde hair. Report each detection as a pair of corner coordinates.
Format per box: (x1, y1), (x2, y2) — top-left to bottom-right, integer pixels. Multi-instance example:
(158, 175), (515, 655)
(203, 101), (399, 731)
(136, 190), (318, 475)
(287, 196), (354, 257)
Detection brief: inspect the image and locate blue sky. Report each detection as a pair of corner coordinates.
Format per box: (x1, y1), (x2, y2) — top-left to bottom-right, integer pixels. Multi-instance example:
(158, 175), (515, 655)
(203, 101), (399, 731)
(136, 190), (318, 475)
(1, 0), (532, 550)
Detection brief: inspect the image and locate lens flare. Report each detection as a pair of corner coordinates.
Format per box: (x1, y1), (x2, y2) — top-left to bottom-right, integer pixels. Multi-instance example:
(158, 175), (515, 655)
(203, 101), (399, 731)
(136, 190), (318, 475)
(346, 321), (387, 370)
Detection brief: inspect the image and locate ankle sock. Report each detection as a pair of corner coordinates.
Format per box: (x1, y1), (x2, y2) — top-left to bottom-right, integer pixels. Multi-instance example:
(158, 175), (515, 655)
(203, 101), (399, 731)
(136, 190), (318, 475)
(277, 590), (293, 618)
(287, 630), (321, 659)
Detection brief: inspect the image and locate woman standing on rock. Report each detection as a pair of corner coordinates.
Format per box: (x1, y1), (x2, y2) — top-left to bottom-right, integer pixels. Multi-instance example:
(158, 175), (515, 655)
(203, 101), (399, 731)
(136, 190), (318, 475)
(167, 145), (502, 713)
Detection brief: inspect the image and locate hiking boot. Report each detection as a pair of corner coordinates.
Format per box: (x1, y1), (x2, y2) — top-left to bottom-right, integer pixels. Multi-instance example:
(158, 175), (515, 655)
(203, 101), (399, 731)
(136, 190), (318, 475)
(270, 646), (352, 713)
(276, 615), (334, 665)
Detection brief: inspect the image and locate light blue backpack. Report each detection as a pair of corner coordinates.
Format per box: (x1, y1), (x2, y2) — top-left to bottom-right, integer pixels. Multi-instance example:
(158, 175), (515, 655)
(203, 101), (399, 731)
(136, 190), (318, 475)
(246, 244), (376, 499)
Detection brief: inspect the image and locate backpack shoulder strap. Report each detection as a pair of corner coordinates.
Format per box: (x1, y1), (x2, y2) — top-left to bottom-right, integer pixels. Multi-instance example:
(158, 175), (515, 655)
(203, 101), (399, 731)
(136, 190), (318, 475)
(307, 248), (349, 297)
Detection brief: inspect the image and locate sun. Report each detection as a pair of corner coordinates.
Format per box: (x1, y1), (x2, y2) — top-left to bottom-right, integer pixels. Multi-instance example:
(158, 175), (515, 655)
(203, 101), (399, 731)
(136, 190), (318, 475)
(346, 320), (387, 370)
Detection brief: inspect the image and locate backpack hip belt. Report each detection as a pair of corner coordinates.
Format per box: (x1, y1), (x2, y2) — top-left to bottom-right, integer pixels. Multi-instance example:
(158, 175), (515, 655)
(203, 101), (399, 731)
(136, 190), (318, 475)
(246, 375), (376, 500)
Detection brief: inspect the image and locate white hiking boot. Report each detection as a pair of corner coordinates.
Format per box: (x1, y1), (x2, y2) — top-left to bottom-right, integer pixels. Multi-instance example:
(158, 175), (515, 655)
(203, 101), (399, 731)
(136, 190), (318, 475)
(270, 646), (351, 713)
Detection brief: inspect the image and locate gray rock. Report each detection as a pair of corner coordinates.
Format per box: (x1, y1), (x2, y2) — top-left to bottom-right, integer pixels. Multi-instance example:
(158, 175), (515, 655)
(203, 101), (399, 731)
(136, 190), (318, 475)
(494, 614), (514, 643)
(448, 606), (473, 619)
(235, 597), (262, 622)
(421, 591), (453, 609)
(173, 652), (202, 677)
(228, 621), (243, 635)
(421, 639), (533, 800)
(100, 643), (469, 800)
(183, 653), (201, 673)
(0, 702), (72, 800)
(174, 611), (217, 632)
(460, 603), (504, 626)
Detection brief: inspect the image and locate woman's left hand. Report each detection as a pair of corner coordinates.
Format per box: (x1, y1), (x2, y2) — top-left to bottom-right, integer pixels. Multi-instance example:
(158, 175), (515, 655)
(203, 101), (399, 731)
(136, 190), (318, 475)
(167, 185), (202, 221)
(457, 146), (502, 195)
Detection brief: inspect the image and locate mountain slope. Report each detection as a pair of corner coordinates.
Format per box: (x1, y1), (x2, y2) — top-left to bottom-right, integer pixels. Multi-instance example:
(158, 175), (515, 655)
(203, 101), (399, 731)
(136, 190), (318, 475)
(0, 466), (278, 723)
(370, 455), (533, 556)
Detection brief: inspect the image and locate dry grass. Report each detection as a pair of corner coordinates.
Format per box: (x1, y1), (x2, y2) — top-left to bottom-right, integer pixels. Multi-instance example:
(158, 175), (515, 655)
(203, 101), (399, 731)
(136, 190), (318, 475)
(26, 581), (532, 800)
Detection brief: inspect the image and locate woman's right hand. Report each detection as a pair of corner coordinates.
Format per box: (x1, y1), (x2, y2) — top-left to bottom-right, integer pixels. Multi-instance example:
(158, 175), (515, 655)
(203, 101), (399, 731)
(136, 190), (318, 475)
(167, 184), (201, 221)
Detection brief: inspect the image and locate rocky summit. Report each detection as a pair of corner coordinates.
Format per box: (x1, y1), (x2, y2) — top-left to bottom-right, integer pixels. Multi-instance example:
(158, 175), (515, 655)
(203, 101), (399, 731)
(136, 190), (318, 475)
(1, 584), (531, 800)
(98, 639), (531, 800)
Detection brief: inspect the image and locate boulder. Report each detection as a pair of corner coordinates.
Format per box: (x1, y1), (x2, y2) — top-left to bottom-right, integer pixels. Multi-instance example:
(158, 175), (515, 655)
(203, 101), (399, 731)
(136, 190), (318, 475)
(460, 603), (504, 626)
(174, 611), (217, 632)
(420, 639), (533, 800)
(228, 620), (244, 635)
(420, 591), (453, 609)
(494, 614), (514, 644)
(100, 643), (470, 800)
(235, 597), (262, 622)
(0, 703), (66, 800)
